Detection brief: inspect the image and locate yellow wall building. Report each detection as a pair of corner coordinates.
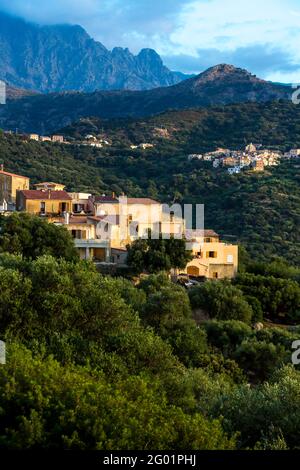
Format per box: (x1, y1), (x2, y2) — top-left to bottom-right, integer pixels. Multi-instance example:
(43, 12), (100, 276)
(92, 195), (185, 248)
(184, 230), (238, 279)
(17, 189), (72, 215)
(14, 185), (239, 279)
(0, 169), (30, 204)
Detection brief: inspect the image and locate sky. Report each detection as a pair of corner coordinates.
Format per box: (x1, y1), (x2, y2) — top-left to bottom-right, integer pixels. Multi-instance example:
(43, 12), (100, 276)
(0, 0), (300, 83)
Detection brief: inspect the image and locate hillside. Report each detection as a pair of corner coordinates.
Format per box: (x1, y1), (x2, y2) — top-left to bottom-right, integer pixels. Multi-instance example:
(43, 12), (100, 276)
(0, 11), (185, 93)
(0, 65), (292, 134)
(6, 85), (39, 101)
(59, 101), (300, 153)
(0, 131), (299, 264)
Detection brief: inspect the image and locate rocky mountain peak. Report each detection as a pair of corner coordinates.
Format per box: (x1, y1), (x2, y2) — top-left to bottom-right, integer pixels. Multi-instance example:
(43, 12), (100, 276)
(192, 63), (262, 86)
(0, 11), (186, 92)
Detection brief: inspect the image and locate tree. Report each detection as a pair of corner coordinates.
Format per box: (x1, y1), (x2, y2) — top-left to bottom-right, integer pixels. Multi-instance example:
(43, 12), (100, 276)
(214, 366), (300, 449)
(0, 342), (235, 450)
(189, 281), (253, 323)
(234, 273), (300, 323)
(127, 236), (193, 274)
(0, 213), (78, 261)
(141, 285), (192, 333)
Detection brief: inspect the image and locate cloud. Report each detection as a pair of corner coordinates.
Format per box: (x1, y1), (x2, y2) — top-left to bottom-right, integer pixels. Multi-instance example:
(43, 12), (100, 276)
(0, 0), (300, 82)
(0, 0), (192, 50)
(163, 45), (300, 77)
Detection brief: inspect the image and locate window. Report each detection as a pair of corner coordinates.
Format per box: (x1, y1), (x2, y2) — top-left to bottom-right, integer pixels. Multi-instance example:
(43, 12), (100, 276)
(227, 255), (234, 263)
(170, 211), (175, 222)
(40, 201), (45, 214)
(204, 237), (212, 243)
(207, 251), (217, 258)
(213, 272), (219, 279)
(104, 223), (109, 232)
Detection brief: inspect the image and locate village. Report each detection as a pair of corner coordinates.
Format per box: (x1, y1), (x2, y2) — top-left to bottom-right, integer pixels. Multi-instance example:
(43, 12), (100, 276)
(0, 167), (238, 281)
(188, 143), (300, 174)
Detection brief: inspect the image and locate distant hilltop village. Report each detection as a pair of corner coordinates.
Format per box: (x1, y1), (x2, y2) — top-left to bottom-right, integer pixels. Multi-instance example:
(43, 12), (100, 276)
(0, 168), (238, 281)
(188, 143), (300, 174)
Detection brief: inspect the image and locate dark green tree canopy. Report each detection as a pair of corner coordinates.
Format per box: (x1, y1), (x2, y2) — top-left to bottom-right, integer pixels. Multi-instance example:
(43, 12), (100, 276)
(127, 235), (193, 274)
(0, 213), (78, 261)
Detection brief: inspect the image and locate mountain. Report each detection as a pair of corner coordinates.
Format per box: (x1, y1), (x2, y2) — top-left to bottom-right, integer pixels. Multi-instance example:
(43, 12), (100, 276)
(0, 11), (186, 93)
(0, 64), (292, 134)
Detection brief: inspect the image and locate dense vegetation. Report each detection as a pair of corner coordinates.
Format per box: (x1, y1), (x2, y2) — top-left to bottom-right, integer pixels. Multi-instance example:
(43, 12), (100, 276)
(127, 236), (193, 274)
(0, 130), (299, 263)
(61, 101), (300, 153)
(0, 214), (299, 449)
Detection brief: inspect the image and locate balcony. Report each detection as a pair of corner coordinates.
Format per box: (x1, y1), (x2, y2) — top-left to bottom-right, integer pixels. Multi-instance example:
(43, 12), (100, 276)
(74, 238), (110, 249)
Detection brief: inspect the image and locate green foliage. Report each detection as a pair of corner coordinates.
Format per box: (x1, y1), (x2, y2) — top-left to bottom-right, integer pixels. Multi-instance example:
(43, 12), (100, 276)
(0, 248), (299, 448)
(189, 281), (253, 323)
(0, 212), (78, 261)
(214, 366), (300, 449)
(127, 236), (193, 274)
(234, 273), (300, 323)
(202, 320), (299, 382)
(141, 285), (192, 331)
(0, 343), (235, 450)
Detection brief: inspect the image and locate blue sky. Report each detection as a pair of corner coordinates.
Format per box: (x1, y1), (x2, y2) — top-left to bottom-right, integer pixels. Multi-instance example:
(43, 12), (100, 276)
(1, 0), (300, 83)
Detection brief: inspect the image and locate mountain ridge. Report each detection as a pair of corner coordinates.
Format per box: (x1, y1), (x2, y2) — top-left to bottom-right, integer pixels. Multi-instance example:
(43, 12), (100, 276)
(0, 11), (187, 93)
(0, 64), (292, 133)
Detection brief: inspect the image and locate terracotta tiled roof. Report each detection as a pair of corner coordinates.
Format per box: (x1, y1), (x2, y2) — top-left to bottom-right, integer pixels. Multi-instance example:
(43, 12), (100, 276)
(93, 196), (160, 205)
(126, 198), (159, 205)
(19, 190), (72, 200)
(0, 170), (29, 179)
(94, 196), (119, 203)
(69, 216), (88, 224)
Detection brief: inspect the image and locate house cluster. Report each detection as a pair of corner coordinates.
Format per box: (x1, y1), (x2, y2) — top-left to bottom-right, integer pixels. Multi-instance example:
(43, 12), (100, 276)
(0, 167), (238, 280)
(29, 133), (65, 144)
(81, 135), (111, 148)
(130, 143), (155, 150)
(188, 143), (299, 174)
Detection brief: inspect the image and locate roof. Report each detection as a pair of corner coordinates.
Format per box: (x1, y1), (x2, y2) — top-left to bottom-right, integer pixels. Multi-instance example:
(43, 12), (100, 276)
(34, 182), (65, 187)
(19, 190), (72, 201)
(126, 198), (159, 205)
(69, 216), (88, 224)
(0, 170), (29, 179)
(88, 215), (120, 225)
(94, 196), (119, 203)
(186, 229), (219, 239)
(93, 196), (159, 205)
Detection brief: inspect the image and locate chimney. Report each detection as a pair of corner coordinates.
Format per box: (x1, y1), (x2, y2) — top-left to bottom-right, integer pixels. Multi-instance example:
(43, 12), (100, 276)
(48, 189), (51, 199)
(112, 192), (115, 199)
(0, 164), (3, 172)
